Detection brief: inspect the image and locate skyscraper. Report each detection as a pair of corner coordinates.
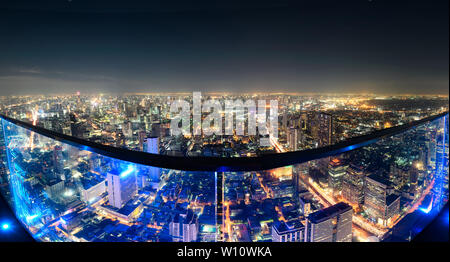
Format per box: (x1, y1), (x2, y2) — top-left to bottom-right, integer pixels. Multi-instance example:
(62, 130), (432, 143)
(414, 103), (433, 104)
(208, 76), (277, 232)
(342, 164), (367, 206)
(107, 167), (138, 209)
(328, 158), (347, 195)
(144, 136), (161, 182)
(364, 174), (400, 226)
(138, 130), (147, 151)
(53, 145), (64, 179)
(317, 112), (333, 147)
(145, 136), (159, 154)
(287, 127), (299, 151)
(305, 202), (353, 242)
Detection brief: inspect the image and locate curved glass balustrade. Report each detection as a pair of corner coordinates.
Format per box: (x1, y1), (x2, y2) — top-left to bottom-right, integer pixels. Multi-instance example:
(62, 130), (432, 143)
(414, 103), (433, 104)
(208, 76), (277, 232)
(0, 113), (448, 242)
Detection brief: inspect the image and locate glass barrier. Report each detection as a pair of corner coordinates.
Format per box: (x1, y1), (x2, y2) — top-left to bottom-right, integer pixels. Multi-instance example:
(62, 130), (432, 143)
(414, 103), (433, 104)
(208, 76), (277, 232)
(0, 119), (217, 242)
(0, 114), (448, 242)
(220, 115), (448, 242)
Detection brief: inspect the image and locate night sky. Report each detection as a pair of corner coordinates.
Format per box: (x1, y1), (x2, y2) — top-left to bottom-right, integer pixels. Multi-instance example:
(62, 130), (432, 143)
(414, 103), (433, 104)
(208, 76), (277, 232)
(0, 0), (448, 95)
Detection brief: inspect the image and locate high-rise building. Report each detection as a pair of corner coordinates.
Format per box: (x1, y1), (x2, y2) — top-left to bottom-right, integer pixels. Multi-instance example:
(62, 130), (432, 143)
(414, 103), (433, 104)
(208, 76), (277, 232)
(138, 130), (147, 151)
(144, 136), (161, 182)
(317, 112), (333, 147)
(328, 158), (347, 195)
(305, 202), (353, 242)
(364, 174), (400, 226)
(107, 167), (137, 209)
(145, 136), (159, 154)
(287, 127), (300, 151)
(311, 112), (333, 147)
(169, 209), (198, 242)
(53, 145), (64, 178)
(272, 219), (305, 242)
(342, 164), (367, 205)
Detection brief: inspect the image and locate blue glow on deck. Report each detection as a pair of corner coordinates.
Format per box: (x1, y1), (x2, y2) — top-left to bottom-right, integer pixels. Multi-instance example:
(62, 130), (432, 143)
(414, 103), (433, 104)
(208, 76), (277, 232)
(1, 223), (10, 230)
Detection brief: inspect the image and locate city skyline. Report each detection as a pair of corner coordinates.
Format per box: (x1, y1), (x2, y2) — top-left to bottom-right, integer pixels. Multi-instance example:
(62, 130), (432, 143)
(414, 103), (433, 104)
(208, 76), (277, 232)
(0, 0), (448, 245)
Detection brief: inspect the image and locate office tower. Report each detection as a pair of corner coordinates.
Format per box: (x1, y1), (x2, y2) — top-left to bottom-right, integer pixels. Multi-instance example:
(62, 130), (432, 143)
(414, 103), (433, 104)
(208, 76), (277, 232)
(144, 136), (161, 182)
(305, 202), (353, 242)
(287, 127), (299, 151)
(272, 219), (305, 242)
(342, 164), (367, 205)
(151, 122), (162, 137)
(145, 136), (159, 154)
(364, 174), (400, 226)
(138, 130), (147, 151)
(317, 112), (333, 147)
(169, 209), (198, 242)
(107, 167), (137, 209)
(328, 158), (347, 195)
(53, 145), (64, 177)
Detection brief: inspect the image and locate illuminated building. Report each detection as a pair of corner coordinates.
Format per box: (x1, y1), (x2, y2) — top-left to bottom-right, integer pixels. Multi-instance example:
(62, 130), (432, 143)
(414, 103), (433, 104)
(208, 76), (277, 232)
(53, 145), (64, 178)
(80, 174), (106, 203)
(328, 158), (347, 194)
(305, 202), (352, 242)
(299, 195), (314, 217)
(144, 136), (161, 181)
(99, 195), (145, 222)
(287, 127), (299, 151)
(364, 174), (400, 226)
(0, 105), (448, 242)
(311, 112), (333, 147)
(169, 209), (198, 242)
(107, 167), (137, 209)
(272, 219), (305, 242)
(342, 164), (367, 205)
(138, 130), (147, 151)
(145, 136), (159, 154)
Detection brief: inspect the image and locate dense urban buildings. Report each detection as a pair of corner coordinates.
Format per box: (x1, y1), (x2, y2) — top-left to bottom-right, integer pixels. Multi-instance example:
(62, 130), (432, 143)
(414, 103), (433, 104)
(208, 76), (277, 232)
(305, 202), (353, 242)
(0, 94), (448, 242)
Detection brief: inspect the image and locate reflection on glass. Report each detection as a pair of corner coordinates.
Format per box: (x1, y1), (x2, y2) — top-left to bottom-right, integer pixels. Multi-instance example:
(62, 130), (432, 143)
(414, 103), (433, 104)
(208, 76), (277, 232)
(0, 119), (216, 242)
(221, 116), (448, 242)
(0, 115), (448, 242)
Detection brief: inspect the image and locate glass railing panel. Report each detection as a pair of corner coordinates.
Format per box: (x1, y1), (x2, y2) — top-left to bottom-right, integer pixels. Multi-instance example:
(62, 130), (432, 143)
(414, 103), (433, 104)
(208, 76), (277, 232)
(222, 115), (448, 242)
(0, 118), (217, 242)
(0, 114), (447, 242)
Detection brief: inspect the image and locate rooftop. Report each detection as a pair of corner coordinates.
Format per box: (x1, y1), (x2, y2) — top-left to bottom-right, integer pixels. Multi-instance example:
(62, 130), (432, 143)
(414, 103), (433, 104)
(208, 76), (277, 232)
(307, 202), (352, 224)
